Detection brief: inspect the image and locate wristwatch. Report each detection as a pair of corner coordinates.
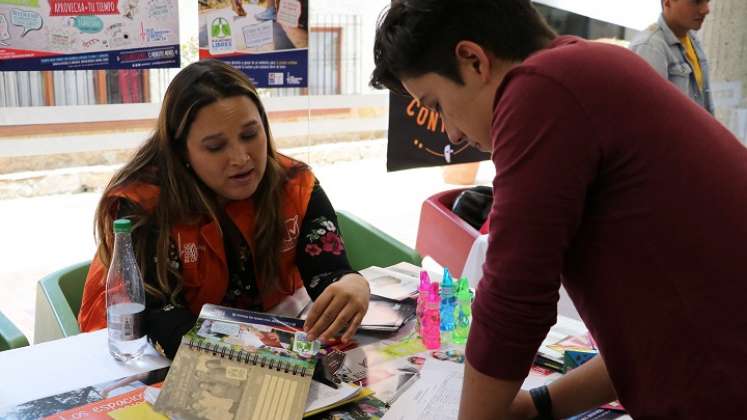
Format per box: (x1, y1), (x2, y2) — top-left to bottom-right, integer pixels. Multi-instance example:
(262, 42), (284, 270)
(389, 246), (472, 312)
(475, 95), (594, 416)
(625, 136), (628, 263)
(530, 385), (554, 420)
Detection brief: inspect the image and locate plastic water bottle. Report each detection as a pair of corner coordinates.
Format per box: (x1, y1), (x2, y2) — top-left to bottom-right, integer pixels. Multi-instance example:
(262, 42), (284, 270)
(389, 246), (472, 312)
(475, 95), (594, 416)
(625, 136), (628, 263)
(452, 277), (472, 344)
(106, 218), (147, 362)
(422, 282), (441, 350)
(416, 271), (431, 336)
(440, 268), (456, 343)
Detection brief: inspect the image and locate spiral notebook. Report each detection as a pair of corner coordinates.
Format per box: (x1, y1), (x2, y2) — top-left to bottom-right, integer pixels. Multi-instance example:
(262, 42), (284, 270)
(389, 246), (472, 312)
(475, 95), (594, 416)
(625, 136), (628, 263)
(154, 304), (317, 420)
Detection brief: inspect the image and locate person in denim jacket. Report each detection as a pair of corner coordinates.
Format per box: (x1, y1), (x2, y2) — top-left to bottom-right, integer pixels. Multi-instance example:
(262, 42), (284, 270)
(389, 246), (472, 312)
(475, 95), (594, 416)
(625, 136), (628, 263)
(630, 0), (714, 114)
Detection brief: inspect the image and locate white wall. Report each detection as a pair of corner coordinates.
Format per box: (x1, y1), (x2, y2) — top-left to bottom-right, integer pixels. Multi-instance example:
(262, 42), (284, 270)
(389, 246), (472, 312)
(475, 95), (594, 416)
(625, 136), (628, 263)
(179, 0), (199, 53)
(533, 0), (660, 31)
(312, 0), (390, 94)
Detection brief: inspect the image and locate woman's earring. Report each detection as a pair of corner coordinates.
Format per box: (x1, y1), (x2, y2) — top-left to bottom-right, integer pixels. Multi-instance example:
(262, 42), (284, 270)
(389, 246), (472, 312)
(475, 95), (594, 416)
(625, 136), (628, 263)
(185, 162), (191, 168)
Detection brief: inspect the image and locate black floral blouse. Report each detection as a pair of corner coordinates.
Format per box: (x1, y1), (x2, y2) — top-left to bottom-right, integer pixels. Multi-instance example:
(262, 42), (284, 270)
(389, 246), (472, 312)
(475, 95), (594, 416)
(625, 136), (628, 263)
(219, 183), (355, 310)
(118, 180), (356, 358)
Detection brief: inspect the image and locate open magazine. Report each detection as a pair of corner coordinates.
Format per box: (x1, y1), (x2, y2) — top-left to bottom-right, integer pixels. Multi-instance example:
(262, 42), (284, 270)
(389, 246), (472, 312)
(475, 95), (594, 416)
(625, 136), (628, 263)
(0, 368), (169, 420)
(0, 357), (365, 420)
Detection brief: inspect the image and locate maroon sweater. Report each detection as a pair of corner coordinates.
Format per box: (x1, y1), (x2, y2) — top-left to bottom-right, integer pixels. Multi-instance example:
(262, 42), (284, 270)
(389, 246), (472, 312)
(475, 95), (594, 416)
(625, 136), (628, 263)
(467, 36), (747, 418)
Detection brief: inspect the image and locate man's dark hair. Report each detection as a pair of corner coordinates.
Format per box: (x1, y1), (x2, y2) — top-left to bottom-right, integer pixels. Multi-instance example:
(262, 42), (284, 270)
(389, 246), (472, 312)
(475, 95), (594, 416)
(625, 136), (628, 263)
(371, 0), (556, 95)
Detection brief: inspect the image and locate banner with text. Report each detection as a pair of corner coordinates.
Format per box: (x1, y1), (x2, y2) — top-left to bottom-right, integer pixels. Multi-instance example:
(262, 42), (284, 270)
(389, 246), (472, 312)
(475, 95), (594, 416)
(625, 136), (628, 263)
(387, 92), (490, 171)
(198, 0), (308, 88)
(0, 0), (180, 71)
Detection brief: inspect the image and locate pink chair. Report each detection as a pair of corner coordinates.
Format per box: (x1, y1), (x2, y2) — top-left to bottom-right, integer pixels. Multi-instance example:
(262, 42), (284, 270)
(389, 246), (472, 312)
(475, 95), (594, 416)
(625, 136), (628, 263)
(416, 188), (481, 277)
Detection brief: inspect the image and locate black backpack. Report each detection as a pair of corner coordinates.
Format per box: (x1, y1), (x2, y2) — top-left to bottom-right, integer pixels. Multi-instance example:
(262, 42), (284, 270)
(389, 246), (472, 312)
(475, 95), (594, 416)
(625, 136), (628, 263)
(451, 186), (493, 230)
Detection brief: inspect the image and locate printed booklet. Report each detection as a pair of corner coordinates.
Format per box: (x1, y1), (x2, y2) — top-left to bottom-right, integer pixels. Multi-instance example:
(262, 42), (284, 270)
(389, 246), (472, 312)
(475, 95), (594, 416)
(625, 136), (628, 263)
(154, 304), (319, 420)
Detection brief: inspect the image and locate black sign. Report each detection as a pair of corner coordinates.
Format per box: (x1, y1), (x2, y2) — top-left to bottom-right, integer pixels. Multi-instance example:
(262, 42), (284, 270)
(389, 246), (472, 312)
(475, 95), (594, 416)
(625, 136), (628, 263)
(386, 92), (490, 172)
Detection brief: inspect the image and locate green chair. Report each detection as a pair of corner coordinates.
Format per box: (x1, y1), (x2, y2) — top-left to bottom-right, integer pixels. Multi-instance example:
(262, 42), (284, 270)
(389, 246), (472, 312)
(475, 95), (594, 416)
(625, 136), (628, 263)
(34, 261), (90, 344)
(31, 213), (418, 342)
(336, 210), (422, 271)
(0, 310), (29, 351)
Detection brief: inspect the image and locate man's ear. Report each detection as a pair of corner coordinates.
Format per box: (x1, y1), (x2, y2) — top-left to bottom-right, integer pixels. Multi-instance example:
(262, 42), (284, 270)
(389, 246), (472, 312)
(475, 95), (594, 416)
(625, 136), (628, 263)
(454, 41), (492, 83)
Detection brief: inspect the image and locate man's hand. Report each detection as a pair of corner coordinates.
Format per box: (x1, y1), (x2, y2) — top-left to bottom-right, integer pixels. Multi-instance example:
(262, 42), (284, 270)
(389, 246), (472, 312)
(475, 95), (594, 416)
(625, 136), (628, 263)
(537, 355), (618, 418)
(459, 355), (617, 419)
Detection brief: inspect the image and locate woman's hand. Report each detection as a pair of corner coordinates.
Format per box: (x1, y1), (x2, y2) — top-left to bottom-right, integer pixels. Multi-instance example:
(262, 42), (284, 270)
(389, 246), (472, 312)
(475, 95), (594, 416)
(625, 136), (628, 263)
(303, 273), (370, 343)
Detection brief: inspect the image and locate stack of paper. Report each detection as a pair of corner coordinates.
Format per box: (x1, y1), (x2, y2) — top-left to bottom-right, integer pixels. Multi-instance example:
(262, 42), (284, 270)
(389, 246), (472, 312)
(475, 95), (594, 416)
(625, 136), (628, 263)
(382, 359), (563, 420)
(360, 298), (416, 332)
(360, 265), (420, 301)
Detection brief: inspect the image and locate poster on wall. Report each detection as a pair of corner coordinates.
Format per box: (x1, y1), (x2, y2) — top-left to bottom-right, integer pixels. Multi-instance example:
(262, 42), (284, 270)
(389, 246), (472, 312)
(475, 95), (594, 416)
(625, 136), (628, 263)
(198, 0), (308, 88)
(0, 0), (180, 71)
(387, 92), (490, 172)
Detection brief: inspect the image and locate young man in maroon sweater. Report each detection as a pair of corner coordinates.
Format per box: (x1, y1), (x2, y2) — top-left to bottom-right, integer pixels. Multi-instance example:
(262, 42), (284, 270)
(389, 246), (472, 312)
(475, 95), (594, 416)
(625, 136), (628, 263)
(371, 1), (747, 419)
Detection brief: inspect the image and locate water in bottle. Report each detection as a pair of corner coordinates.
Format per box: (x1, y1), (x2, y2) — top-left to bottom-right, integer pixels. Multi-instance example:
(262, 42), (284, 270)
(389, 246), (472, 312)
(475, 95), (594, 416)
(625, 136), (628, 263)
(439, 268), (456, 343)
(452, 277), (472, 344)
(108, 301), (147, 360)
(416, 271), (431, 336)
(106, 218), (147, 362)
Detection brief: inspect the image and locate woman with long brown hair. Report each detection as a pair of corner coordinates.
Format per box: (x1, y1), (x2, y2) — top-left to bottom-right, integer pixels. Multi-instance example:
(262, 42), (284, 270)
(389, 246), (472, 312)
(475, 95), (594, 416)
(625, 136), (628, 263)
(78, 59), (369, 358)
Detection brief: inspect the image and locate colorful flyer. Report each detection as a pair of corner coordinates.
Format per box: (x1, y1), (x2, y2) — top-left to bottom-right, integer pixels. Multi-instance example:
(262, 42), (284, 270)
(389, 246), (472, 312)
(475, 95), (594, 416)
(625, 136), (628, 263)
(0, 369), (169, 419)
(198, 0), (308, 88)
(0, 0), (180, 71)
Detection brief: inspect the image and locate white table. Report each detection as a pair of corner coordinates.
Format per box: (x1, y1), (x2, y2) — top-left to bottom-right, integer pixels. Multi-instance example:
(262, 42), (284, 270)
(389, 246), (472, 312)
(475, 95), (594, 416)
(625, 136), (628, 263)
(0, 329), (170, 409)
(461, 234), (489, 287)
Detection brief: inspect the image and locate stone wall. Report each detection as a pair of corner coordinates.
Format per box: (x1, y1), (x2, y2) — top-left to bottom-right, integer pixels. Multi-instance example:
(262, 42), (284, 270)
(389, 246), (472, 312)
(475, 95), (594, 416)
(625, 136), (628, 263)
(700, 1), (747, 143)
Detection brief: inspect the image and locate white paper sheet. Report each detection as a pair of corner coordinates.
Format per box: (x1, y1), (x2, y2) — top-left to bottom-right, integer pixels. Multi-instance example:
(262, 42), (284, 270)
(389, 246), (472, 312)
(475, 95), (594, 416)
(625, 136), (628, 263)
(305, 381), (360, 414)
(382, 359), (462, 420)
(360, 266), (419, 301)
(383, 359), (563, 420)
(277, 0), (302, 27)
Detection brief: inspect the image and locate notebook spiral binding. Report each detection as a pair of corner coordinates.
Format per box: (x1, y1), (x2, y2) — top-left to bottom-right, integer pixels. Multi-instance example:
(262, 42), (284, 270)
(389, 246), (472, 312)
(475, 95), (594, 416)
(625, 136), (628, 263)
(187, 337), (308, 377)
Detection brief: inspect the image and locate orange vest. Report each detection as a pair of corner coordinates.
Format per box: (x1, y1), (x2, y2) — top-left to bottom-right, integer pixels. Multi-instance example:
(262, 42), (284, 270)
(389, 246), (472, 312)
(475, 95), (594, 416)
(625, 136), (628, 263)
(78, 156), (316, 332)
